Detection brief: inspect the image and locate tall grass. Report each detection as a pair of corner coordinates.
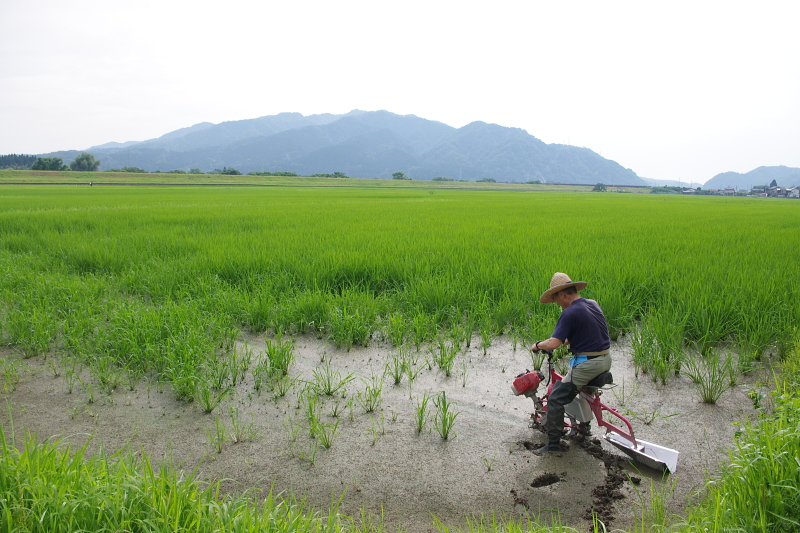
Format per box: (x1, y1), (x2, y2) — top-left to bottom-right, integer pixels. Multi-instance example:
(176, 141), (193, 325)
(0, 429), (366, 533)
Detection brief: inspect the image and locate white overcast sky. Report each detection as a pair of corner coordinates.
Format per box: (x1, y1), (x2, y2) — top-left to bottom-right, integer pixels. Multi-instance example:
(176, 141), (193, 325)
(1, 0), (798, 184)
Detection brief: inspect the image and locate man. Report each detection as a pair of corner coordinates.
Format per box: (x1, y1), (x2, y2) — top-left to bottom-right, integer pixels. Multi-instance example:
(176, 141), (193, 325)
(532, 272), (611, 453)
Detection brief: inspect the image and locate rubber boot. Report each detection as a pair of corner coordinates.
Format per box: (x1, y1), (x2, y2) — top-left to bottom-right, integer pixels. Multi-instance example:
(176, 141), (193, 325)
(535, 381), (579, 454)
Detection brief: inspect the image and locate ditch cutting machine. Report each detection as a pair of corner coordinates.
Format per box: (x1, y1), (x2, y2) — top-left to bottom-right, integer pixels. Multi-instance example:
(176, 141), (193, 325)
(512, 351), (679, 473)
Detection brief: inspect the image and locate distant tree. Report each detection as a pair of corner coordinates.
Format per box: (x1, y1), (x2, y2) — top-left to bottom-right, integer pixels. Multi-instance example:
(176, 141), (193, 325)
(392, 171), (410, 180)
(0, 154), (38, 169)
(592, 183), (607, 192)
(525, 180), (542, 184)
(431, 176), (454, 181)
(70, 152), (100, 171)
(122, 166), (146, 173)
(168, 169), (186, 174)
(189, 168), (202, 174)
(217, 167), (241, 175)
(31, 157), (68, 171)
(476, 178), (496, 183)
(770, 179), (778, 187)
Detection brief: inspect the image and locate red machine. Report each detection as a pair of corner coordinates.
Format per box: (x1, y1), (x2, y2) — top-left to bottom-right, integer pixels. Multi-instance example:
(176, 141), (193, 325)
(512, 352), (679, 473)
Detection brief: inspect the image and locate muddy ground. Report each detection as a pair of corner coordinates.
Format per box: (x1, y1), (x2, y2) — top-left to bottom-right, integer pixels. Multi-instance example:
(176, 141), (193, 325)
(0, 333), (765, 532)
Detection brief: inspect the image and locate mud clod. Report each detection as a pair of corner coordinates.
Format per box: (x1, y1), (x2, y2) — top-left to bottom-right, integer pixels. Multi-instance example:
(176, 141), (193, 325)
(579, 438), (628, 527)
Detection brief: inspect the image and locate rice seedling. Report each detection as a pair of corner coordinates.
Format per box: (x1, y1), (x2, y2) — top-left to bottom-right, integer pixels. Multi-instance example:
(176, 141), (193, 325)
(385, 312), (407, 346)
(482, 456), (494, 472)
(429, 337), (459, 377)
(205, 354), (231, 390)
(194, 381), (231, 413)
(207, 412), (228, 453)
(385, 348), (409, 385)
(227, 344), (252, 386)
(327, 301), (375, 350)
(433, 391), (459, 439)
(479, 321), (493, 355)
(684, 352), (734, 403)
(271, 373), (298, 399)
(265, 335), (295, 377)
(357, 375), (383, 413)
(47, 357), (61, 377)
(414, 392), (430, 433)
(367, 413), (385, 445)
(316, 419), (339, 448)
(228, 406), (259, 443)
(1, 357), (21, 393)
(411, 312), (434, 351)
(251, 358), (271, 392)
(307, 360), (355, 396)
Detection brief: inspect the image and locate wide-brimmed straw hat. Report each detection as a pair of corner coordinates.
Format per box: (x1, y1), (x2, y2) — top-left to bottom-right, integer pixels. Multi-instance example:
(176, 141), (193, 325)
(539, 272), (588, 303)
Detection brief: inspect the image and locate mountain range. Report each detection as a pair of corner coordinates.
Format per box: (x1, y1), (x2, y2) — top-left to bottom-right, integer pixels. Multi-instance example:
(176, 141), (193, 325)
(703, 166), (800, 190)
(43, 110), (646, 185)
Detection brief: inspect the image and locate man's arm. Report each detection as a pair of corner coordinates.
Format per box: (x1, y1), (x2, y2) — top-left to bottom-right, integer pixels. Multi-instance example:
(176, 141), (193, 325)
(533, 337), (564, 351)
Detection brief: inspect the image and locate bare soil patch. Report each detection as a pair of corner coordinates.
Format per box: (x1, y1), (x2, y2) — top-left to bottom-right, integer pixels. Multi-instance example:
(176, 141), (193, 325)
(1, 334), (765, 531)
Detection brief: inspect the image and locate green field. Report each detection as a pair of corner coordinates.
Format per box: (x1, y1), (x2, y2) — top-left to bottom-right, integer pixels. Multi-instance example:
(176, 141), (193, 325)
(1, 180), (799, 532)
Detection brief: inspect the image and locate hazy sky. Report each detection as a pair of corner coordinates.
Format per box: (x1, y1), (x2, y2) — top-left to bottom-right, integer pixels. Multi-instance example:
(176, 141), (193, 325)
(2, 0), (798, 184)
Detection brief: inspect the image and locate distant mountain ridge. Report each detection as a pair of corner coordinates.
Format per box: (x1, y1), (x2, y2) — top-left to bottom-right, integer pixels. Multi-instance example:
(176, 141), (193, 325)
(47, 110), (647, 185)
(703, 166), (800, 190)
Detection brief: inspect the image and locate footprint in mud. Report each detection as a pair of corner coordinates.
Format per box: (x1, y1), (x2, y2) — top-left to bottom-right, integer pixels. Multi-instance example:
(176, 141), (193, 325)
(530, 472), (562, 488)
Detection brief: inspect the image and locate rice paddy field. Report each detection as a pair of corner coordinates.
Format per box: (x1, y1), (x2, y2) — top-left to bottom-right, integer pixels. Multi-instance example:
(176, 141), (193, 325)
(1, 179), (799, 532)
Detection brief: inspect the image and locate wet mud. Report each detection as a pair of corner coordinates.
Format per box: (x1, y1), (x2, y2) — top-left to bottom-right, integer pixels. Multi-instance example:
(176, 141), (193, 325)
(0, 334), (766, 531)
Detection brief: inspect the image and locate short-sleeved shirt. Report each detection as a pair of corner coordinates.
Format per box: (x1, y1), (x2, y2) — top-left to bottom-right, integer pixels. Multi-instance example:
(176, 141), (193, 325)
(552, 298), (611, 354)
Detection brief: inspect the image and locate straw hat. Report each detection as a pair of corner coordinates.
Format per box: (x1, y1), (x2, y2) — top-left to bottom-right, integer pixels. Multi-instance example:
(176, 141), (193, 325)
(539, 272), (588, 303)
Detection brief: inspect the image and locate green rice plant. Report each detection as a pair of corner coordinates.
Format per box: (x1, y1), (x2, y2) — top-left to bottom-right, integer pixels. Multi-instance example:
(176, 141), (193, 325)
(207, 412), (228, 453)
(327, 303), (374, 351)
(62, 359), (79, 394)
(1, 357), (22, 393)
(429, 337), (459, 377)
(411, 311), (434, 351)
(4, 303), (58, 358)
(307, 360), (355, 396)
(366, 414), (385, 445)
(449, 321), (470, 350)
(46, 358), (61, 378)
(328, 399), (342, 418)
(684, 352), (734, 404)
(227, 344), (252, 386)
(205, 354), (231, 390)
(630, 318), (657, 378)
(90, 355), (122, 393)
(479, 320), (493, 355)
(251, 357), (271, 392)
(385, 347), (411, 385)
(385, 312), (407, 346)
(124, 364), (143, 391)
(228, 406), (259, 443)
(0, 427), (371, 533)
(433, 390), (459, 440)
(265, 335), (295, 377)
(357, 375), (383, 413)
(194, 381), (231, 413)
(302, 391), (321, 429)
(414, 392), (430, 433)
(270, 373), (298, 399)
(315, 419), (339, 448)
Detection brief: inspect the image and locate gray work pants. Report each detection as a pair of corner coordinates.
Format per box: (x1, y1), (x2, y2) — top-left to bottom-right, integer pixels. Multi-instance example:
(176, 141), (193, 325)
(545, 353), (612, 445)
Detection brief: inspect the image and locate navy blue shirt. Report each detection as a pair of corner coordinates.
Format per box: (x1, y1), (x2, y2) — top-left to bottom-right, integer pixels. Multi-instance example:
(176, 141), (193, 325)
(552, 298), (611, 354)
